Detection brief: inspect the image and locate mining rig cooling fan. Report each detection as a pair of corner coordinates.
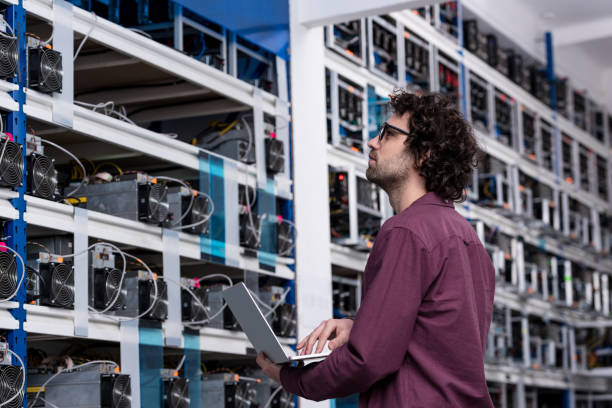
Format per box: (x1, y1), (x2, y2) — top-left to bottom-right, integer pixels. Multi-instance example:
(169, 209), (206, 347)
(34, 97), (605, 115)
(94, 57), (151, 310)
(146, 182), (170, 225)
(265, 138), (284, 174)
(272, 388), (295, 408)
(40, 262), (74, 308)
(0, 138), (23, 188)
(140, 279), (168, 321)
(235, 381), (258, 408)
(101, 374), (131, 408)
(0, 365), (23, 408)
(0, 251), (18, 301)
(27, 153), (57, 200)
(163, 377), (190, 408)
(182, 286), (208, 324)
(186, 194), (210, 234)
(93, 267), (126, 311)
(28, 46), (62, 94)
(0, 33), (17, 80)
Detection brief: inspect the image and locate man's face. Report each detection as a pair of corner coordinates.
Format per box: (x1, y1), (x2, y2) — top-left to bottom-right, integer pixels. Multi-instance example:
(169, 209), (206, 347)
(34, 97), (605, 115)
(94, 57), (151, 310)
(366, 112), (415, 190)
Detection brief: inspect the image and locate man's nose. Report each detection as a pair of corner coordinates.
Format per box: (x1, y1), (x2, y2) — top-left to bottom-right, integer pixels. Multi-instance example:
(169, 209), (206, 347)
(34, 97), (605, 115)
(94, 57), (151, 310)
(367, 137), (379, 150)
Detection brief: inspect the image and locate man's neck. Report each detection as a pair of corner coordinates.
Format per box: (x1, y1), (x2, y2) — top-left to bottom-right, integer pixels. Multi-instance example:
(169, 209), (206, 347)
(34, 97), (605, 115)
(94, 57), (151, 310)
(386, 181), (427, 214)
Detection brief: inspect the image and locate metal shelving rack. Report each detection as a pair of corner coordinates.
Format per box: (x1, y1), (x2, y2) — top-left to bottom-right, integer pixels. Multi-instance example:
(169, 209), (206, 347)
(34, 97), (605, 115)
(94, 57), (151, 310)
(322, 2), (612, 408)
(0, 1), (297, 407)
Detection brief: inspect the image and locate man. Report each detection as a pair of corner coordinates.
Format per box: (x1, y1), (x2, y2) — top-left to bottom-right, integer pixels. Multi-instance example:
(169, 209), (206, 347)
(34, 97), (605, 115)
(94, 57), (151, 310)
(257, 91), (495, 407)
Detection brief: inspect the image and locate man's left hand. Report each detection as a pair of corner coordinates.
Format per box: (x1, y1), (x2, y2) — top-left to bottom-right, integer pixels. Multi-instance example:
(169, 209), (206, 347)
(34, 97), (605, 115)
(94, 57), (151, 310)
(256, 352), (282, 384)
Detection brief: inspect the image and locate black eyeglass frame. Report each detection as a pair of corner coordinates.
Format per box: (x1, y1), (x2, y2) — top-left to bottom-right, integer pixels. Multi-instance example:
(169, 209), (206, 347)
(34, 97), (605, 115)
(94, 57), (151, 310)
(377, 122), (412, 141)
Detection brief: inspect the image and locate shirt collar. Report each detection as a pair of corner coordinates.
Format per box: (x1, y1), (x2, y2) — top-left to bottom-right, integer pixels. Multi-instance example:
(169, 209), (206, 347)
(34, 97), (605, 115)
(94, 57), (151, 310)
(410, 192), (454, 208)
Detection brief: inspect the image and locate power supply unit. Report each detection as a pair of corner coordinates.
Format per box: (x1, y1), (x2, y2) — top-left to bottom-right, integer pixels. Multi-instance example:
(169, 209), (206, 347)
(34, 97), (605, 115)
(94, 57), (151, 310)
(201, 373), (259, 408)
(27, 37), (62, 94)
(112, 270), (168, 321)
(84, 173), (170, 225)
(166, 186), (210, 235)
(162, 373), (190, 408)
(0, 21), (17, 80)
(0, 134), (23, 188)
(28, 365), (131, 408)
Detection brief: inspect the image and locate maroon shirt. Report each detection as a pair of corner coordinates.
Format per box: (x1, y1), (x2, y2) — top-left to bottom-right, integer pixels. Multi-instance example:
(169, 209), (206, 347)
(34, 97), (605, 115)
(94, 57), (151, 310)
(281, 192), (495, 407)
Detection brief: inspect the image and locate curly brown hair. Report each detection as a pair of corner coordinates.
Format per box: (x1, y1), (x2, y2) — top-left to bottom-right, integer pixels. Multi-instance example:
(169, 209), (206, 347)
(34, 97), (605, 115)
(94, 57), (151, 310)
(389, 90), (481, 202)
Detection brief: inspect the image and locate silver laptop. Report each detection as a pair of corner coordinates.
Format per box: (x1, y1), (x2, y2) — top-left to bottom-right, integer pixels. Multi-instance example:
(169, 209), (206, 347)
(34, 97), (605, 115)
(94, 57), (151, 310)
(223, 282), (331, 364)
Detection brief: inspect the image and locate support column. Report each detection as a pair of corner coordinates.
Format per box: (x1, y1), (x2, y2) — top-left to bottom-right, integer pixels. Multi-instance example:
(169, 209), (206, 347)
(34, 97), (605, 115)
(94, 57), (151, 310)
(289, 1), (333, 406)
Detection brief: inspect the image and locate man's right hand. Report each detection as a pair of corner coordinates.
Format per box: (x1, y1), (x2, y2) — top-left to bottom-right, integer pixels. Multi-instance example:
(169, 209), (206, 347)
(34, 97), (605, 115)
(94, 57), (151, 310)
(296, 318), (354, 355)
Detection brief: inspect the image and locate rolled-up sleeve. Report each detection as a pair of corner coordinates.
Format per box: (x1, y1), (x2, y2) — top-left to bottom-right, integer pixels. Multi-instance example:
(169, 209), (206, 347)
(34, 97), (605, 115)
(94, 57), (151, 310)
(280, 227), (431, 401)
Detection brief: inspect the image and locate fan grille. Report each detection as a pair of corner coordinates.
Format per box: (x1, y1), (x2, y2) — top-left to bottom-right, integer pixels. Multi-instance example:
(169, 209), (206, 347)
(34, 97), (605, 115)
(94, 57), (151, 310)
(150, 281), (168, 320)
(30, 154), (57, 199)
(188, 195), (209, 234)
(112, 374), (131, 408)
(277, 304), (296, 338)
(39, 48), (62, 93)
(50, 263), (74, 307)
(169, 378), (190, 408)
(0, 36), (17, 79)
(189, 287), (208, 322)
(104, 268), (126, 311)
(0, 365), (24, 408)
(235, 382), (258, 408)
(148, 184), (169, 224)
(0, 140), (23, 187)
(265, 138), (284, 174)
(0, 252), (17, 300)
(274, 389), (295, 408)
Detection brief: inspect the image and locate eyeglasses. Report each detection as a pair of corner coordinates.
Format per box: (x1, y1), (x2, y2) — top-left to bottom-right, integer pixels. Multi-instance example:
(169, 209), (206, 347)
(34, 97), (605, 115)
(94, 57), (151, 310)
(376, 122), (412, 142)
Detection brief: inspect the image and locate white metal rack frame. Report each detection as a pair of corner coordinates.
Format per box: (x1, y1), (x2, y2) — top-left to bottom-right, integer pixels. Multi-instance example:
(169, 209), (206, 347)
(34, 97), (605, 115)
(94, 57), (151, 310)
(0, 0), (297, 376)
(322, 2), (612, 398)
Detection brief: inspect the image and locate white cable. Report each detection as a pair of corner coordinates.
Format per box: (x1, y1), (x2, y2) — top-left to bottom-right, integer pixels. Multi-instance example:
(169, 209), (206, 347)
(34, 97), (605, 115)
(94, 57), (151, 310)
(0, 245), (26, 304)
(75, 100), (136, 126)
(128, 28), (153, 39)
(0, 15), (16, 39)
(41, 25), (54, 45)
(38, 397), (59, 408)
(74, 12), (96, 61)
(39, 138), (87, 197)
(0, 348), (25, 408)
(28, 360), (117, 408)
(249, 288), (274, 313)
(175, 355), (186, 372)
(263, 386), (285, 408)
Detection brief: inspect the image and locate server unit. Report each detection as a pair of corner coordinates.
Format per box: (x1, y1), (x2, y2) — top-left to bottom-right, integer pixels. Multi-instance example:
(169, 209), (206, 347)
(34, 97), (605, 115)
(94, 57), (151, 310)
(520, 106), (537, 162)
(113, 270), (168, 321)
(83, 173), (170, 225)
(326, 20), (366, 65)
(477, 157), (513, 214)
(332, 276), (360, 319)
(38, 253), (74, 309)
(0, 17), (17, 80)
(438, 52), (459, 102)
(493, 89), (514, 148)
(192, 115), (256, 164)
(573, 90), (587, 131)
(265, 136), (285, 175)
(28, 365), (131, 408)
(26, 134), (57, 200)
(404, 29), (429, 90)
(89, 244), (125, 312)
(166, 186), (210, 235)
(182, 281), (235, 330)
(0, 245), (18, 303)
(368, 16), (399, 81)
(259, 285), (296, 338)
(469, 72), (488, 132)
(27, 36), (62, 94)
(162, 372), (190, 408)
(540, 119), (555, 173)
(201, 373), (259, 408)
(239, 185), (261, 251)
(0, 133), (23, 188)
